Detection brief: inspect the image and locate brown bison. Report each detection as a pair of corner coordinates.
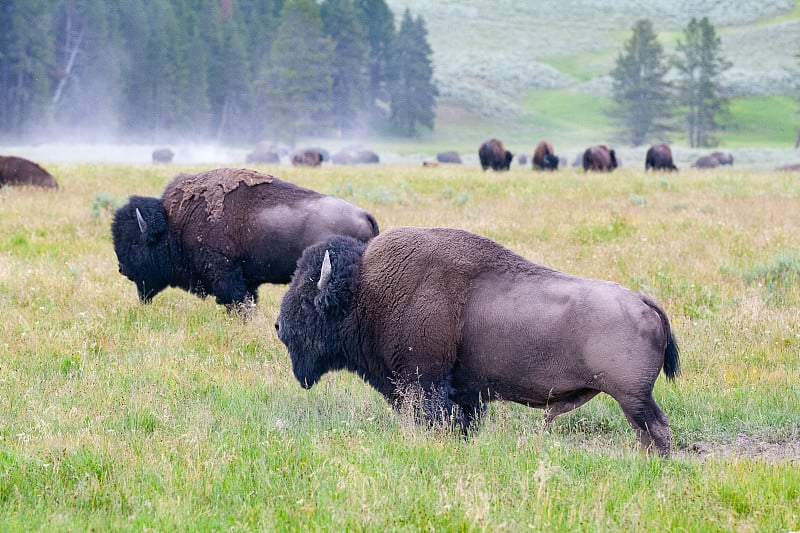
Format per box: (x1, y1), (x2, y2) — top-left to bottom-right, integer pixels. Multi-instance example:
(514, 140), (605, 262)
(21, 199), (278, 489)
(710, 151), (734, 165)
(291, 149), (323, 167)
(436, 151), (462, 164)
(645, 144), (678, 171)
(276, 226), (680, 456)
(478, 138), (513, 171)
(0, 156), (59, 188)
(583, 145), (618, 172)
(532, 141), (559, 171)
(331, 147), (380, 165)
(111, 168), (379, 312)
(152, 148), (175, 164)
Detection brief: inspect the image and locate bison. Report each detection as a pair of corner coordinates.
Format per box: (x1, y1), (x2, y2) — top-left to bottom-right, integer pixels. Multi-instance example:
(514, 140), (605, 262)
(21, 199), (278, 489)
(291, 149), (323, 167)
(478, 138), (513, 171)
(532, 141), (559, 171)
(152, 148), (175, 164)
(583, 145), (618, 172)
(436, 151), (462, 164)
(710, 151), (734, 166)
(692, 155), (720, 169)
(331, 148), (379, 165)
(645, 144), (678, 172)
(111, 168), (379, 312)
(0, 156), (59, 188)
(276, 226), (680, 456)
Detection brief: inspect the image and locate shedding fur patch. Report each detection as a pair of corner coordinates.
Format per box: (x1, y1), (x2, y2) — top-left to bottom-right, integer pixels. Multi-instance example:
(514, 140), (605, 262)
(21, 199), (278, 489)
(164, 168), (274, 222)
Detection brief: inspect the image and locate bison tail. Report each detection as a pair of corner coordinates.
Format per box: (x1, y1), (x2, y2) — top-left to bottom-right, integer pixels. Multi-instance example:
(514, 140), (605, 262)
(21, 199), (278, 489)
(642, 295), (681, 381)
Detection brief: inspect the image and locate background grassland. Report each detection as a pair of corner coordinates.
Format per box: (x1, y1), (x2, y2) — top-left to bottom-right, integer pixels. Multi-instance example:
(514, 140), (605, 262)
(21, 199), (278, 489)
(1, 163), (799, 531)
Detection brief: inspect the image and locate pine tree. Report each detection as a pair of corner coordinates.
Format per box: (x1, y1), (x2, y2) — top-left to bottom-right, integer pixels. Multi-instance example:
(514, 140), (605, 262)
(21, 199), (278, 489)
(355, 0), (395, 123)
(321, 0), (368, 135)
(0, 2), (55, 139)
(261, 0), (334, 143)
(672, 17), (732, 148)
(388, 9), (437, 137)
(609, 19), (673, 146)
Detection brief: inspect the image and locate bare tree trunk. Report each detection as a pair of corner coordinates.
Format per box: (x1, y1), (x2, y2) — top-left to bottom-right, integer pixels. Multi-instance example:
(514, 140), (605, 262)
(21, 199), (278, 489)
(795, 127), (800, 149)
(52, 3), (85, 108)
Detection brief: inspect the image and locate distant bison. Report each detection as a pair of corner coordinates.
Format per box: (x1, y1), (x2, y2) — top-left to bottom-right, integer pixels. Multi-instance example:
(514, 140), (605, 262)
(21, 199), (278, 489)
(778, 163), (800, 171)
(645, 144), (678, 171)
(436, 151), (462, 164)
(291, 149), (323, 167)
(532, 141), (558, 171)
(152, 148), (175, 164)
(276, 226), (680, 456)
(111, 168), (379, 312)
(517, 154), (528, 166)
(693, 151), (733, 169)
(692, 155), (720, 169)
(331, 148), (379, 165)
(478, 138), (513, 171)
(710, 151), (734, 166)
(0, 156), (58, 188)
(583, 144), (618, 172)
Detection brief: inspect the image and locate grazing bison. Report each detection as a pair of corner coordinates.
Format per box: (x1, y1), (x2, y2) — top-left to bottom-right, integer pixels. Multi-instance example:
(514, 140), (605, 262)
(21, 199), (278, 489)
(436, 151), (462, 164)
(692, 155), (720, 169)
(152, 148), (175, 164)
(111, 168), (379, 312)
(276, 226), (680, 456)
(0, 156), (59, 188)
(710, 151), (734, 166)
(291, 149), (323, 167)
(478, 138), (513, 171)
(583, 145), (618, 172)
(645, 144), (678, 171)
(778, 163), (800, 171)
(532, 141), (559, 171)
(331, 148), (380, 165)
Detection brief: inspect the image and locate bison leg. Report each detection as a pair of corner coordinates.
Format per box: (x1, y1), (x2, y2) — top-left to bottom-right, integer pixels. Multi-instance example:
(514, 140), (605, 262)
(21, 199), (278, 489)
(614, 393), (672, 457)
(542, 390), (600, 425)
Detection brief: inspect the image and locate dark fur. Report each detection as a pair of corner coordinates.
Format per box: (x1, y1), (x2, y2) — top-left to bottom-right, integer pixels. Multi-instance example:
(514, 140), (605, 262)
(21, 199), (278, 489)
(152, 148), (174, 163)
(436, 151), (462, 164)
(532, 141), (558, 170)
(112, 168), (379, 310)
(291, 149), (323, 167)
(478, 138), (513, 171)
(277, 227), (680, 456)
(645, 144), (678, 171)
(0, 156), (58, 188)
(583, 144), (618, 172)
(532, 141), (557, 170)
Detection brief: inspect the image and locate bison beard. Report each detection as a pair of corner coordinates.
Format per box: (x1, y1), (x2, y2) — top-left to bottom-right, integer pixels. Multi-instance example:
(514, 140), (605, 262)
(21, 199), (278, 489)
(276, 227), (680, 456)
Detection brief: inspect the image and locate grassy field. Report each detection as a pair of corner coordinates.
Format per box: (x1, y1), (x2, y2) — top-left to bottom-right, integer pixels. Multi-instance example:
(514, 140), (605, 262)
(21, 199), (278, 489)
(1, 162), (799, 531)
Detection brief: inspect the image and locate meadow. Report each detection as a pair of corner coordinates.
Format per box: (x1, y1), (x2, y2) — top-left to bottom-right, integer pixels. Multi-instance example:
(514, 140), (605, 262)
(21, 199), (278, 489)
(1, 161), (799, 531)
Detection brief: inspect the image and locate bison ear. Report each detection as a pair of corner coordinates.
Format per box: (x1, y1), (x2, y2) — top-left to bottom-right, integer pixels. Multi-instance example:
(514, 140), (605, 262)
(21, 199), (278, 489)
(317, 250), (332, 290)
(135, 208), (147, 234)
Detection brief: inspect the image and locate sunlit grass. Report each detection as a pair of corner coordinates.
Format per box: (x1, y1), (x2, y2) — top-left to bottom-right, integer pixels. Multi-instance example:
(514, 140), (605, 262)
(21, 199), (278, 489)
(1, 163), (799, 530)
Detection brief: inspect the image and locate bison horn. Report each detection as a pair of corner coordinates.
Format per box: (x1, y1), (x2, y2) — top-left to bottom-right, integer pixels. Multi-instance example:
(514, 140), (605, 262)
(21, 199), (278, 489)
(317, 250), (331, 290)
(135, 207), (147, 234)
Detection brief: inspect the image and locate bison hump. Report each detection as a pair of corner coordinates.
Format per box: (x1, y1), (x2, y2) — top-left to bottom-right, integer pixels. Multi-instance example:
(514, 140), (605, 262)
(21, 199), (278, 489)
(163, 168), (275, 222)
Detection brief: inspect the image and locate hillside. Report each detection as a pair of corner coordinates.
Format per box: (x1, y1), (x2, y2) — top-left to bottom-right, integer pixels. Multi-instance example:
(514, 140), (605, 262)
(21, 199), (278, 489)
(387, 0), (800, 146)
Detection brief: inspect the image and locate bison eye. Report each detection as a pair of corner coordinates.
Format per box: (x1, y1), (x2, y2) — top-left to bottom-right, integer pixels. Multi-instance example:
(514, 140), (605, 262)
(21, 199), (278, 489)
(274, 321), (280, 333)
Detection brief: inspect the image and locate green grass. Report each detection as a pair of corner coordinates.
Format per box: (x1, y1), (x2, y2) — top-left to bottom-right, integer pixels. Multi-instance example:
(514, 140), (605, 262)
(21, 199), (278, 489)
(1, 163), (799, 530)
(718, 96), (799, 147)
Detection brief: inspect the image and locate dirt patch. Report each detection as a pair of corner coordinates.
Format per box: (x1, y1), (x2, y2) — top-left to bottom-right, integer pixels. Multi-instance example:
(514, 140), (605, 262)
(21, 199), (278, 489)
(165, 168), (274, 222)
(679, 434), (800, 463)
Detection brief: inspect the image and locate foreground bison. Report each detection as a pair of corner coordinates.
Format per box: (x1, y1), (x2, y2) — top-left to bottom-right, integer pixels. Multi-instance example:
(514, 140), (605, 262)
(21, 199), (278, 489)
(276, 226), (680, 456)
(645, 144), (678, 171)
(0, 156), (59, 188)
(112, 168), (379, 311)
(583, 145), (618, 172)
(478, 138), (513, 171)
(532, 140), (559, 170)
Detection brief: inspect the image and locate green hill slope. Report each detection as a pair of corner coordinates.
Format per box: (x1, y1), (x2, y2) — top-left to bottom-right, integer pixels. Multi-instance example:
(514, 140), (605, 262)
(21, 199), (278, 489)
(387, 0), (800, 147)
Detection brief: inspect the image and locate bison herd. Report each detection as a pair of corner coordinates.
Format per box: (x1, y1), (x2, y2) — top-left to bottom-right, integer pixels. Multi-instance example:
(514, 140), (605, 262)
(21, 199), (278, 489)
(11, 135), (798, 457)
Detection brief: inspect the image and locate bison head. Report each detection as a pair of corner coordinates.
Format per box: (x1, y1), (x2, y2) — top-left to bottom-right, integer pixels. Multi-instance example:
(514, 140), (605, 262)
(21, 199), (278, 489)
(111, 196), (173, 303)
(276, 235), (366, 389)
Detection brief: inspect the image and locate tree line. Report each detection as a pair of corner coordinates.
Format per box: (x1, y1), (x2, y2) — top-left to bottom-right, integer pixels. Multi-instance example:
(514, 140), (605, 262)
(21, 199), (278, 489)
(609, 17), (734, 148)
(0, 0), (438, 144)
